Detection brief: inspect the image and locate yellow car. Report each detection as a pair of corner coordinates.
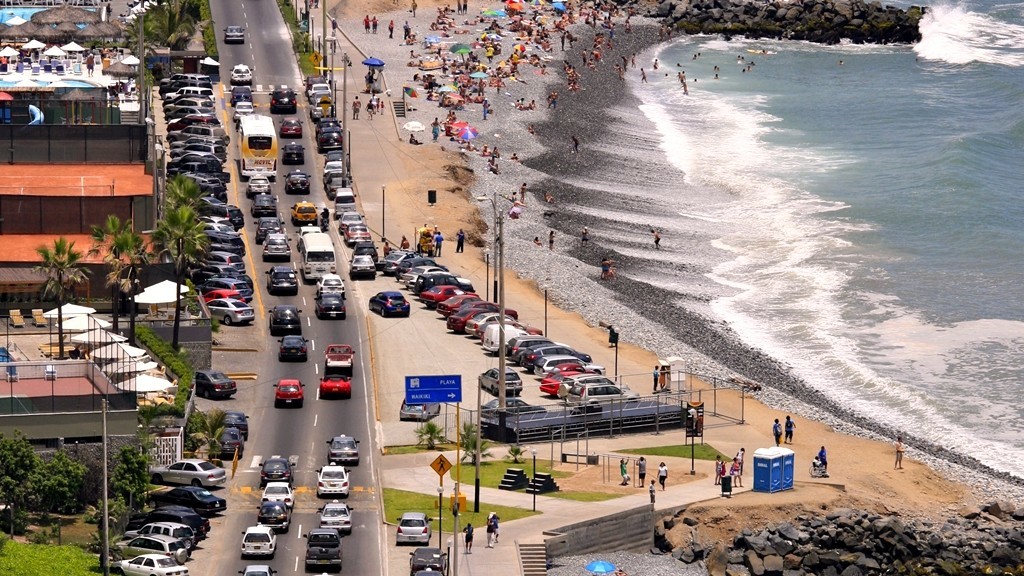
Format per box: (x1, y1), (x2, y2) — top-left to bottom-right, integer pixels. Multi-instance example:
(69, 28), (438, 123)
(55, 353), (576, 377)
(290, 201), (318, 226)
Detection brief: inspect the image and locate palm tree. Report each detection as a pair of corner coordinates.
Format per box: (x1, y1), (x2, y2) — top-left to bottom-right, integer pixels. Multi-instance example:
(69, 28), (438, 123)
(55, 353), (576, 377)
(460, 422), (490, 464)
(118, 231), (153, 346)
(145, 0), (198, 51)
(35, 237), (90, 360)
(189, 408), (226, 460)
(152, 206), (208, 348)
(91, 215), (128, 333)
(91, 216), (153, 343)
(165, 174), (205, 210)
(415, 422), (446, 450)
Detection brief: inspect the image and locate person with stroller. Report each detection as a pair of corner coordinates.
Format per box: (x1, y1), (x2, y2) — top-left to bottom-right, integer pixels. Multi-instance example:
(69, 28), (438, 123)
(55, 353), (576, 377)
(811, 446), (829, 478)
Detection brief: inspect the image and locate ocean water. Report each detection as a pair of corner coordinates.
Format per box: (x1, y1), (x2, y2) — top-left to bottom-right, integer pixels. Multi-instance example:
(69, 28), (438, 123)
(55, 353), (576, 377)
(618, 1), (1024, 478)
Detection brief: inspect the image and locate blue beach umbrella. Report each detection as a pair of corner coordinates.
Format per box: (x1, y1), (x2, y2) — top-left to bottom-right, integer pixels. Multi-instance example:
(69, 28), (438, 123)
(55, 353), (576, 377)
(552, 2), (566, 12)
(469, 71), (489, 79)
(482, 8), (507, 17)
(362, 57), (385, 67)
(586, 560), (616, 574)
(425, 35), (442, 44)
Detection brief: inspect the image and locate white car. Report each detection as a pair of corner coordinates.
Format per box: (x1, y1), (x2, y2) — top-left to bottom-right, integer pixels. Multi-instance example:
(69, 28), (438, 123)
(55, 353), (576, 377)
(246, 175), (272, 197)
(323, 160), (345, 176)
(316, 273), (345, 298)
(307, 82), (331, 102)
(401, 266), (447, 289)
(149, 459), (226, 487)
(241, 525), (277, 558)
(317, 500), (352, 534)
(261, 482), (295, 509)
(239, 566), (274, 576)
(231, 64), (253, 85)
(206, 297), (255, 326)
(114, 554), (190, 576)
(337, 211), (364, 232)
(315, 465), (350, 497)
(233, 101), (255, 124)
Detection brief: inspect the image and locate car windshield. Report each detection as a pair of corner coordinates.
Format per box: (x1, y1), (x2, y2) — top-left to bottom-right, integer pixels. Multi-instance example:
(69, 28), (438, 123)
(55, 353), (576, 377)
(266, 486), (288, 495)
(246, 533), (271, 543)
(332, 438), (355, 449)
(265, 461), (286, 471)
(197, 461), (217, 471)
(323, 506), (348, 517)
(322, 469), (346, 479)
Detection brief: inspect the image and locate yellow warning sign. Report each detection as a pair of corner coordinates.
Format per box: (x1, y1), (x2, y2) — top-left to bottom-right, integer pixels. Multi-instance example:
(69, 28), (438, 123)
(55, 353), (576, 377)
(310, 52), (323, 64)
(430, 454), (453, 477)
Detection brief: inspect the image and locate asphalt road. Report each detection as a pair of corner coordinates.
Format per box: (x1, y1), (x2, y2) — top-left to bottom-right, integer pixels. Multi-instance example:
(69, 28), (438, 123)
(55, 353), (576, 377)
(190, 1), (385, 574)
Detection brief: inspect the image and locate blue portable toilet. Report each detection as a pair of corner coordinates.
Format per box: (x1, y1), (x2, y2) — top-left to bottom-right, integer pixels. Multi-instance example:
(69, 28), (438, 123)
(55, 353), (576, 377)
(752, 447), (795, 493)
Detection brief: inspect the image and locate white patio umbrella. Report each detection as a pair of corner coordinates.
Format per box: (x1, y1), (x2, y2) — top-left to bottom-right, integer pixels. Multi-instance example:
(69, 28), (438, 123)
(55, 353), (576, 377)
(71, 328), (127, 344)
(14, 79), (38, 88)
(23, 39), (46, 51)
(403, 121), (426, 132)
(117, 373), (173, 393)
(200, 56), (219, 66)
(60, 42), (86, 52)
(61, 315), (111, 331)
(43, 46), (66, 58)
(120, 55), (140, 66)
(6, 16), (27, 25)
(134, 280), (188, 305)
(91, 341), (147, 360)
(43, 303), (97, 318)
(0, 47), (20, 58)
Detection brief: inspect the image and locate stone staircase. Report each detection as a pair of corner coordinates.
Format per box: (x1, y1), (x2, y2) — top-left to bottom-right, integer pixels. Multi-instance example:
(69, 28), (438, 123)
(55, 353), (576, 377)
(525, 472), (559, 495)
(392, 98), (407, 118)
(498, 468), (529, 491)
(517, 542), (547, 576)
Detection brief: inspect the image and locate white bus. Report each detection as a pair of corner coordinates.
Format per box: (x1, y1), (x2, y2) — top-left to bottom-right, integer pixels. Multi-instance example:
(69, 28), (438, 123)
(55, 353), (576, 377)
(239, 114), (278, 179)
(300, 232), (336, 282)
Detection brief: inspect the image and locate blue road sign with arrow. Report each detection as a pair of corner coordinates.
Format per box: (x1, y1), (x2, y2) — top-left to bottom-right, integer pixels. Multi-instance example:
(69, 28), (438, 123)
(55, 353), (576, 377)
(404, 374), (463, 404)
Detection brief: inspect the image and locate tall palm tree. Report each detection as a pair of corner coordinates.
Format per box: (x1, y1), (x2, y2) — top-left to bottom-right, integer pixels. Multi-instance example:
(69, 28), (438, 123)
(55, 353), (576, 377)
(35, 238), (90, 360)
(91, 217), (152, 342)
(165, 174), (206, 210)
(119, 231), (152, 346)
(152, 206), (208, 349)
(91, 215), (127, 333)
(146, 0), (199, 51)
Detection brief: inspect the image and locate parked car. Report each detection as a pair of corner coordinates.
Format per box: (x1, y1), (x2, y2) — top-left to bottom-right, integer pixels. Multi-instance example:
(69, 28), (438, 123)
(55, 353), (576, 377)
(315, 465), (350, 498)
(418, 286), (471, 308)
(205, 297), (254, 326)
(478, 367), (524, 397)
(124, 507), (209, 541)
(326, 435), (360, 465)
(278, 335), (309, 362)
(304, 528), (342, 571)
(122, 522), (197, 551)
(224, 410), (249, 440)
(409, 548), (448, 575)
(524, 347), (594, 374)
(241, 525), (277, 557)
(150, 459), (226, 487)
(113, 553), (190, 576)
(114, 535), (189, 566)
(399, 401), (440, 422)
(274, 379), (304, 408)
(481, 397), (546, 417)
(532, 356), (604, 378)
(194, 370), (237, 399)
(314, 293), (346, 320)
(395, 512), (431, 545)
(349, 254), (376, 279)
(437, 294), (483, 317)
(218, 427), (245, 460)
(149, 486), (227, 516)
(318, 501), (352, 534)
(559, 375), (640, 405)
(260, 457), (294, 487)
(369, 291), (410, 317)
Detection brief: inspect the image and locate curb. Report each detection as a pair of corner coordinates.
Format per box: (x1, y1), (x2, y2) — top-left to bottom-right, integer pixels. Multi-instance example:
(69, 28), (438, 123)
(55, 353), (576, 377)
(225, 372), (259, 380)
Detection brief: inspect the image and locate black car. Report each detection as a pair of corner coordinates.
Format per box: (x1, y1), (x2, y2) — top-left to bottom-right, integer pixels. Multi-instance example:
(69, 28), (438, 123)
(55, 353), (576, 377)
(126, 506), (210, 540)
(257, 500), (291, 533)
(230, 85), (252, 106)
(304, 528), (342, 571)
(270, 87), (298, 113)
(282, 142), (305, 165)
(278, 335), (308, 362)
(259, 457), (294, 486)
(409, 548), (448, 575)
(284, 171), (311, 194)
(181, 173), (227, 201)
(200, 202), (245, 230)
(190, 263), (237, 285)
(148, 486), (227, 516)
(269, 305), (302, 336)
(266, 266), (299, 295)
(316, 118), (341, 137)
(223, 410), (249, 440)
(317, 131), (343, 153)
(250, 194), (277, 218)
(194, 370), (237, 399)
(218, 427), (245, 459)
(314, 293), (346, 320)
(255, 217), (285, 244)
(204, 230), (246, 256)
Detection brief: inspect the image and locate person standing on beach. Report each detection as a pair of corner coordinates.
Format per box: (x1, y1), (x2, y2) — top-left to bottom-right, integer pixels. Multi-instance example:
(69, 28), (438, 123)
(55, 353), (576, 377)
(482, 99), (490, 120)
(784, 415), (795, 444)
(571, 135), (579, 154)
(773, 418), (782, 446)
(372, 16), (379, 33)
(581, 226), (589, 245)
(388, 19), (395, 39)
(658, 462), (668, 490)
(352, 97), (360, 120)
(736, 447), (745, 475)
(463, 523), (474, 553)
(433, 231), (444, 256)
(363, 15), (371, 33)
(455, 229), (465, 253)
(548, 230), (555, 250)
(649, 480), (656, 503)
(652, 366), (660, 393)
(714, 455), (722, 485)
(411, 0), (418, 17)
(731, 458), (743, 487)
(652, 229), (661, 249)
(519, 182), (527, 203)
(431, 117), (440, 141)
(403, 21), (411, 40)
(637, 457), (647, 487)
(640, 68), (648, 83)
(895, 436), (905, 469)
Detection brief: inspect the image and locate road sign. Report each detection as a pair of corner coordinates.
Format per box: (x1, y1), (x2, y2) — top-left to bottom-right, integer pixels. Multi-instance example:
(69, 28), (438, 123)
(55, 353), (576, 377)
(310, 52), (323, 64)
(404, 374), (462, 404)
(430, 454), (452, 477)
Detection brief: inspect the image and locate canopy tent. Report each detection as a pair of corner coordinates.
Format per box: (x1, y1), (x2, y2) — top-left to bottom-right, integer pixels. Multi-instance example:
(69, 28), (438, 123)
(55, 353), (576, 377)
(60, 41), (86, 52)
(117, 373), (173, 393)
(200, 56), (219, 66)
(0, 46), (20, 58)
(43, 45), (65, 57)
(44, 303), (96, 318)
(134, 280), (189, 305)
(120, 55), (140, 66)
(91, 341), (148, 360)
(5, 16), (27, 26)
(71, 328), (127, 344)
(22, 39), (46, 50)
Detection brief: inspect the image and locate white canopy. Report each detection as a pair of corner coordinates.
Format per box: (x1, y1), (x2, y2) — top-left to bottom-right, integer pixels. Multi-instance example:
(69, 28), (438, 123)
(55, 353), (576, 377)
(134, 280), (188, 305)
(92, 341), (148, 359)
(43, 46), (66, 57)
(71, 328), (127, 344)
(23, 39), (46, 51)
(44, 303), (97, 318)
(118, 373), (173, 393)
(61, 315), (111, 331)
(60, 42), (86, 52)
(200, 56), (219, 66)
(120, 55), (140, 66)
(0, 47), (19, 58)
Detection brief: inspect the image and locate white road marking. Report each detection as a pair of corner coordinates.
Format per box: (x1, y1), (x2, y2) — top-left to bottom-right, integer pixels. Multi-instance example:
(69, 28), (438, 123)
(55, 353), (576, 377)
(249, 455), (264, 468)
(310, 339), (316, 351)
(314, 413), (318, 427)
(296, 526), (303, 540)
(293, 555), (299, 571)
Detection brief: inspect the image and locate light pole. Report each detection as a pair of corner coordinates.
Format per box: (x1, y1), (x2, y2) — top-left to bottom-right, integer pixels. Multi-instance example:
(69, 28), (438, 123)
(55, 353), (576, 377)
(341, 53), (351, 173)
(381, 185), (386, 242)
(436, 485), (444, 548)
(101, 399), (109, 576)
(531, 448), (537, 511)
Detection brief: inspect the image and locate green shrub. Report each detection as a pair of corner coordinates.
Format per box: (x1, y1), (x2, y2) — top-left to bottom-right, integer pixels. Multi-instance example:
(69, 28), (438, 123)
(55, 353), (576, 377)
(135, 326), (192, 417)
(196, 0), (218, 60)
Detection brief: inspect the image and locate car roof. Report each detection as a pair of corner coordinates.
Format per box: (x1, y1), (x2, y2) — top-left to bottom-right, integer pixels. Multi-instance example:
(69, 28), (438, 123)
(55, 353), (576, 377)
(245, 525), (275, 534)
(379, 291), (403, 298)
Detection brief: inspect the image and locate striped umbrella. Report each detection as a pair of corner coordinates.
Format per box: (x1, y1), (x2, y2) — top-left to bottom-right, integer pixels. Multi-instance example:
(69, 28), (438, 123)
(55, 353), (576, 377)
(457, 126), (479, 140)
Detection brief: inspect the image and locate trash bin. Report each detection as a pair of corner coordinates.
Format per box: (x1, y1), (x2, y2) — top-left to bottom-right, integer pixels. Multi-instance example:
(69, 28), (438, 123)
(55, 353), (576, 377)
(721, 475), (732, 498)
(450, 492), (466, 514)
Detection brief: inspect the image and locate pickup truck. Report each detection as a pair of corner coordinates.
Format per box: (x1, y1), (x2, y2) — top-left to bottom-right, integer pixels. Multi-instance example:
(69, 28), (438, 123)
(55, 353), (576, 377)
(304, 528), (342, 571)
(324, 344), (354, 376)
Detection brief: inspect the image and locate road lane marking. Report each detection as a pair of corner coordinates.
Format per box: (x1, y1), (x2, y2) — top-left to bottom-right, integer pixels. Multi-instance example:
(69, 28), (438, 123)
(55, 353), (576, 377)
(249, 455), (264, 468)
(314, 413), (319, 427)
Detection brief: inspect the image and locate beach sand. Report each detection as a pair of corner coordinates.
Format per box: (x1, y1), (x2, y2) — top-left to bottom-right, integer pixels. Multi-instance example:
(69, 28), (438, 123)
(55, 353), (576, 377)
(331, 0), (987, 539)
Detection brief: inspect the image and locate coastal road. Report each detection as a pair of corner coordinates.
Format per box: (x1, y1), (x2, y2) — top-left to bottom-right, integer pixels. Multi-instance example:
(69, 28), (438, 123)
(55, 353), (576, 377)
(189, 1), (384, 575)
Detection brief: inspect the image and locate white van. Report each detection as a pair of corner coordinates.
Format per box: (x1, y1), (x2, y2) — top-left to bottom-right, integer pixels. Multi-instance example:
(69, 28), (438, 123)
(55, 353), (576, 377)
(299, 232), (336, 282)
(333, 188), (357, 216)
(170, 85), (216, 102)
(482, 324), (529, 355)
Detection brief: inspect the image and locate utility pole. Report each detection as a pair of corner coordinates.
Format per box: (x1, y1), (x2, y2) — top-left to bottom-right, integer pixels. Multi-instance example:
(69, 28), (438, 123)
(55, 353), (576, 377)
(101, 399), (110, 576)
(342, 53), (351, 175)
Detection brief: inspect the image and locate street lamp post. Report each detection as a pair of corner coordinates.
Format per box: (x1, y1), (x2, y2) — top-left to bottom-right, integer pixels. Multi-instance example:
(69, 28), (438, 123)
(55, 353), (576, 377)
(531, 448), (537, 511)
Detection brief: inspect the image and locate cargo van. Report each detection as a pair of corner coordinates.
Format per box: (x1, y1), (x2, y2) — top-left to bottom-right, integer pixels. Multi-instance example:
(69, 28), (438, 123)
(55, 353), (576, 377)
(333, 188), (357, 215)
(299, 232), (337, 282)
(482, 324), (529, 355)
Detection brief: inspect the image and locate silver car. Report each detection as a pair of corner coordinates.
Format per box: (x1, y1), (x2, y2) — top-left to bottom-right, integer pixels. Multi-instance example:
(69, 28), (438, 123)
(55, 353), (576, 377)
(206, 297), (255, 326)
(395, 512), (431, 545)
(349, 254), (376, 280)
(399, 401), (440, 421)
(149, 459), (227, 487)
(559, 375), (640, 405)
(318, 501), (353, 534)
(262, 234), (292, 262)
(246, 175), (271, 197)
(114, 534), (190, 565)
(478, 367), (523, 397)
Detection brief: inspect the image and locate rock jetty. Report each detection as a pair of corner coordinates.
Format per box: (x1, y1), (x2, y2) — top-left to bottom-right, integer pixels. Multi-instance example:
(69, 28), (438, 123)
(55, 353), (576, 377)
(650, 0), (924, 44)
(656, 503), (1024, 575)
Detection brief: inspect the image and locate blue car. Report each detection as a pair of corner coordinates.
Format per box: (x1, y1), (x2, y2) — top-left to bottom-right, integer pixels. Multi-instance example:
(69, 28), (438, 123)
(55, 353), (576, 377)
(368, 291), (410, 317)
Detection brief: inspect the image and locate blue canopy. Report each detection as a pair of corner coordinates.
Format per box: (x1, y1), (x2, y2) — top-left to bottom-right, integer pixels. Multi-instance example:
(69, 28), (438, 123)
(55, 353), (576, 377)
(585, 561), (616, 574)
(362, 57), (385, 67)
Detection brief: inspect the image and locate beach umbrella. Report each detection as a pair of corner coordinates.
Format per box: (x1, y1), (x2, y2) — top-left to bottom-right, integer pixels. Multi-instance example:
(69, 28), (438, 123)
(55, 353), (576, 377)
(483, 33), (502, 40)
(457, 126), (478, 140)
(552, 2), (566, 11)
(437, 85), (457, 93)
(403, 86), (419, 98)
(362, 57), (385, 67)
(403, 121), (425, 132)
(6, 16), (27, 26)
(43, 45), (65, 57)
(61, 41), (85, 52)
(0, 92), (12, 101)
(22, 38), (46, 50)
(481, 9), (507, 17)
(585, 560), (617, 574)
(119, 373), (173, 393)
(101, 61), (136, 78)
(469, 71), (489, 79)
(31, 5), (102, 25)
(450, 120), (470, 129)
(44, 303), (96, 318)
(121, 55), (140, 66)
(77, 21), (123, 40)
(92, 341), (148, 360)
(0, 46), (19, 58)
(506, 2), (525, 11)
(71, 328), (127, 344)
(61, 315), (111, 332)
(0, 22), (41, 41)
(449, 43), (472, 55)
(134, 279), (188, 305)
(201, 56), (219, 66)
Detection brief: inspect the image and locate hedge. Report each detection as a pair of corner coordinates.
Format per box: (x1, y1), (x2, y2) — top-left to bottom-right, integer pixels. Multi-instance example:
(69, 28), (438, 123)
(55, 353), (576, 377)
(136, 325), (193, 417)
(197, 0), (218, 60)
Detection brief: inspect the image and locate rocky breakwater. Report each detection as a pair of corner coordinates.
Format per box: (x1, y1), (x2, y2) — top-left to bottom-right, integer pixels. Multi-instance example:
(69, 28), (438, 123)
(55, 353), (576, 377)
(650, 0), (924, 44)
(654, 502), (1024, 575)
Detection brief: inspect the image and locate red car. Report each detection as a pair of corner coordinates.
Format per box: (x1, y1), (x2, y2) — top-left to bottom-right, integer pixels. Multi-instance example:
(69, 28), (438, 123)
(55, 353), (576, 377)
(273, 379), (304, 408)
(319, 375), (352, 399)
(203, 288), (242, 303)
(166, 114), (220, 132)
(437, 294), (483, 317)
(420, 287), (474, 308)
(279, 117), (303, 138)
(539, 370), (584, 396)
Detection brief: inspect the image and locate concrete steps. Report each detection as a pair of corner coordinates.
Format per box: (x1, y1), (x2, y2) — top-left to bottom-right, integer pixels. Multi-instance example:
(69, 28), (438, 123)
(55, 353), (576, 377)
(518, 542), (547, 576)
(392, 99), (406, 118)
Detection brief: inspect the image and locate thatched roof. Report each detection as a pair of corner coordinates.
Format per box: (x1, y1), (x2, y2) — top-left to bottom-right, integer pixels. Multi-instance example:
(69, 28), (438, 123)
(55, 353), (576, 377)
(30, 5), (102, 25)
(102, 61), (137, 78)
(0, 21), (43, 40)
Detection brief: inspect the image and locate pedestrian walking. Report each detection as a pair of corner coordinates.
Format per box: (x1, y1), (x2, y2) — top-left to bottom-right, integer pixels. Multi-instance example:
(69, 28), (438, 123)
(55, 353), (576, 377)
(657, 462), (668, 490)
(895, 436), (904, 469)
(581, 226), (589, 245)
(548, 230), (555, 251)
(431, 117), (440, 142)
(491, 513), (500, 543)
(433, 231), (444, 256)
(653, 229), (661, 249)
(400, 236), (410, 250)
(772, 418), (782, 446)
(637, 457), (647, 486)
(352, 97), (360, 119)
(784, 415), (795, 444)
(736, 448), (745, 475)
(731, 458), (743, 487)
(455, 229), (465, 253)
(411, 0), (417, 17)
(649, 480), (656, 503)
(363, 15), (370, 33)
(641, 68), (648, 82)
(485, 514), (495, 547)
(714, 455), (722, 485)
(372, 16), (379, 33)
(619, 459), (630, 486)
(86, 54), (95, 76)
(463, 523), (474, 553)
(388, 19), (395, 39)
(403, 21), (411, 40)
(519, 182), (527, 202)
(482, 99), (490, 120)
(571, 135), (579, 153)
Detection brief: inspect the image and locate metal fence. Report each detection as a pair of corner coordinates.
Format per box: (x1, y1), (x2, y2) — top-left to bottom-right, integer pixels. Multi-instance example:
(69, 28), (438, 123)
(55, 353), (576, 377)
(0, 124), (147, 163)
(0, 359), (135, 416)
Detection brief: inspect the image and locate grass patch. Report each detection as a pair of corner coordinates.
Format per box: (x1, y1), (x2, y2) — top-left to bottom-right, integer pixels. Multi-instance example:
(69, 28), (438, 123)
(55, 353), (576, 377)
(27, 514), (95, 548)
(0, 540), (100, 576)
(619, 444), (727, 461)
(382, 488), (537, 534)
(275, 0), (317, 77)
(385, 443), (458, 456)
(446, 459), (569, 488)
(546, 491), (621, 502)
